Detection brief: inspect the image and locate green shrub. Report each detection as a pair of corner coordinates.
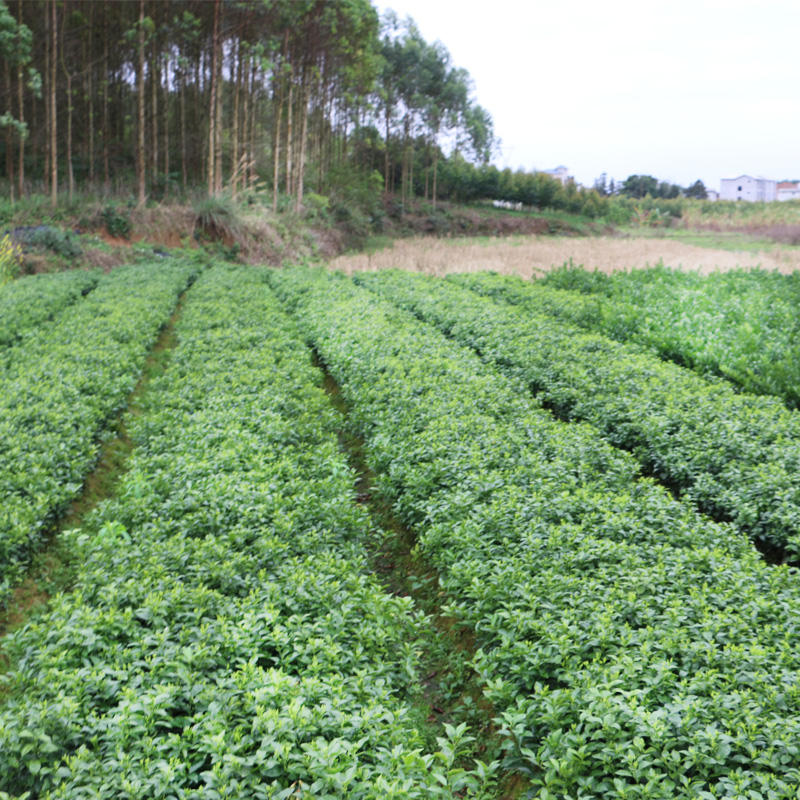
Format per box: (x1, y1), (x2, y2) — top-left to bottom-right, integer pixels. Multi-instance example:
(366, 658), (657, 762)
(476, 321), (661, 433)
(101, 205), (132, 238)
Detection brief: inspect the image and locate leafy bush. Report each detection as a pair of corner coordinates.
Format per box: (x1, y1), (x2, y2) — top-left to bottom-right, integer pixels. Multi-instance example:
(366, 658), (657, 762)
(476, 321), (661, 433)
(100, 205), (132, 238)
(11, 225), (82, 259)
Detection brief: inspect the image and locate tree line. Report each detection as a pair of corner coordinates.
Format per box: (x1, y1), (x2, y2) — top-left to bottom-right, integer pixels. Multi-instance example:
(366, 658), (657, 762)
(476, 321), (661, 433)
(0, 0), (499, 210)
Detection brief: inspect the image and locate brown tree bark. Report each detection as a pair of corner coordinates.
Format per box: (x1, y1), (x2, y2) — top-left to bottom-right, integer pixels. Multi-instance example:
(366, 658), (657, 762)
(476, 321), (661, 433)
(49, 0), (57, 207)
(136, 0), (146, 207)
(207, 0), (221, 196)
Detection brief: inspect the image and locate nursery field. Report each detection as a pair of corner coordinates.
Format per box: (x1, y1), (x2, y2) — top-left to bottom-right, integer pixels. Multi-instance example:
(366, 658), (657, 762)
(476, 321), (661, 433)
(3, 259), (800, 799)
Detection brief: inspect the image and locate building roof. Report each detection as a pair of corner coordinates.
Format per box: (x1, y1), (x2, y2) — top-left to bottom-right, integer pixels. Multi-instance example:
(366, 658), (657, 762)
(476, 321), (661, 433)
(721, 175), (774, 182)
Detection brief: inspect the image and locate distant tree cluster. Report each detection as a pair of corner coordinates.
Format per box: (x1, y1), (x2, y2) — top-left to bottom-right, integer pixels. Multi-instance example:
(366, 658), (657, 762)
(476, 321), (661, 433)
(0, 0), (495, 209)
(593, 173), (708, 200)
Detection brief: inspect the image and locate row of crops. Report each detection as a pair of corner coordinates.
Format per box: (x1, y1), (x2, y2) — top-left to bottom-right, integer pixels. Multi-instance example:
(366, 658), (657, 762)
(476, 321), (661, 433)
(3, 260), (800, 797)
(0, 261), (197, 607)
(357, 269), (800, 556)
(476, 264), (800, 408)
(0, 269), (99, 349)
(0, 264), (494, 799)
(272, 267), (800, 798)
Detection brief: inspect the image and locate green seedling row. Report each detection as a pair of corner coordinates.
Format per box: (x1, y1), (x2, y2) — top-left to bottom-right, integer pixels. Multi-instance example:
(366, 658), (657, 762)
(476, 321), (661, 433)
(363, 269), (800, 554)
(0, 269), (100, 350)
(0, 261), (196, 607)
(456, 267), (800, 408)
(272, 266), (800, 799)
(0, 265), (496, 799)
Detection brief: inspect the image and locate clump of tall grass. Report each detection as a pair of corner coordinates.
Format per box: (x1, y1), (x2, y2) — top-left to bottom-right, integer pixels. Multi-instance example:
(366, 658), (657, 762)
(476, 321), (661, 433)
(193, 195), (243, 243)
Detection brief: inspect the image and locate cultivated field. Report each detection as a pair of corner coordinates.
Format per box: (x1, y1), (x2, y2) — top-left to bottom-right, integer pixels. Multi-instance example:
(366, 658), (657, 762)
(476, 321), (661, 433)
(332, 233), (800, 276)
(3, 258), (800, 798)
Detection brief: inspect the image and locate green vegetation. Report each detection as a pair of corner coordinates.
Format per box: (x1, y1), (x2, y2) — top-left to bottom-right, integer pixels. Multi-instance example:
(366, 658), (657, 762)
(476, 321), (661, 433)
(479, 264), (800, 407)
(0, 267), (97, 347)
(271, 266), (800, 799)
(0, 260), (195, 609)
(0, 233), (22, 284)
(358, 269), (800, 557)
(0, 265), (497, 798)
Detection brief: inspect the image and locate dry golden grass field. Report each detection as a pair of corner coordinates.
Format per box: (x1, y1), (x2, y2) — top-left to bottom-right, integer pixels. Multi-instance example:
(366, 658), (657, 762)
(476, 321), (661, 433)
(331, 234), (800, 277)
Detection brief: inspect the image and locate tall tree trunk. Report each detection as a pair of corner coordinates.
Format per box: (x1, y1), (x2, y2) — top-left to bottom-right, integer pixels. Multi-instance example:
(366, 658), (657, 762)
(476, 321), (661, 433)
(151, 37), (158, 188)
(180, 61), (187, 191)
(86, 2), (94, 186)
(50, 0), (57, 207)
(103, 5), (109, 191)
(384, 105), (391, 196)
(213, 24), (222, 196)
(296, 78), (308, 213)
(207, 0), (220, 197)
(136, 0), (146, 207)
(65, 71), (73, 201)
(16, 0), (23, 197)
(163, 49), (169, 193)
(247, 55), (257, 189)
(241, 50), (249, 191)
(5, 61), (14, 204)
(433, 143), (439, 208)
(285, 75), (293, 199)
(231, 39), (241, 198)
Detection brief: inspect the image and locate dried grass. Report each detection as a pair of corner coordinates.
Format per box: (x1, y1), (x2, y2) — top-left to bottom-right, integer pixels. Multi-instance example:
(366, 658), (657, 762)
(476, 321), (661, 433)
(331, 235), (800, 277)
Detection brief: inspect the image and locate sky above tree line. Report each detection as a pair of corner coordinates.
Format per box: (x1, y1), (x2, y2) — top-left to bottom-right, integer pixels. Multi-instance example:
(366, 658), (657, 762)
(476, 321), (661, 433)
(378, 0), (800, 191)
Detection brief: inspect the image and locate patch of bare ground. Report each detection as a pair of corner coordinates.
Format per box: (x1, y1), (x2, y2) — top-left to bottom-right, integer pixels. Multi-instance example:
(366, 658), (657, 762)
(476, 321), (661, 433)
(332, 234), (800, 276)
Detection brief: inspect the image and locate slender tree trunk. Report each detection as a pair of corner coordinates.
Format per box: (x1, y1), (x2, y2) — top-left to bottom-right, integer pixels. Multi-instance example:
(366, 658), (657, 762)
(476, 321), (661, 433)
(285, 76), (293, 199)
(85, 2), (94, 187)
(213, 27), (222, 196)
(207, 0), (220, 196)
(247, 56), (257, 189)
(163, 49), (169, 193)
(136, 0), (146, 207)
(17, 68), (24, 197)
(231, 40), (240, 198)
(384, 105), (391, 196)
(273, 32), (288, 212)
(433, 143), (439, 207)
(151, 38), (158, 187)
(16, 0), (23, 196)
(50, 0), (57, 207)
(103, 5), (109, 191)
(5, 61), (14, 204)
(296, 77), (308, 213)
(180, 62), (187, 191)
(241, 50), (249, 191)
(65, 71), (73, 201)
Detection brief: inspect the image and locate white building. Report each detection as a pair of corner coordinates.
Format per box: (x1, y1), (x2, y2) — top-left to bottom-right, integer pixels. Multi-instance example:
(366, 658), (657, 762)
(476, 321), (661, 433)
(719, 175), (777, 202)
(777, 181), (800, 201)
(542, 166), (571, 185)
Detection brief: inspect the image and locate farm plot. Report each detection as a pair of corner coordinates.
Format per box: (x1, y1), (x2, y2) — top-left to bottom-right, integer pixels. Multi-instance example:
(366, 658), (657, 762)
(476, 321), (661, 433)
(456, 267), (800, 408)
(272, 266), (800, 799)
(0, 261), (195, 608)
(0, 265), (494, 799)
(358, 270), (800, 556)
(0, 268), (99, 350)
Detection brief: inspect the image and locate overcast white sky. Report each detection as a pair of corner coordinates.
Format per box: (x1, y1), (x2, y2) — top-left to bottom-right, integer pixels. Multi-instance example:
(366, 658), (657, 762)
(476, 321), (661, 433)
(377, 0), (800, 191)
